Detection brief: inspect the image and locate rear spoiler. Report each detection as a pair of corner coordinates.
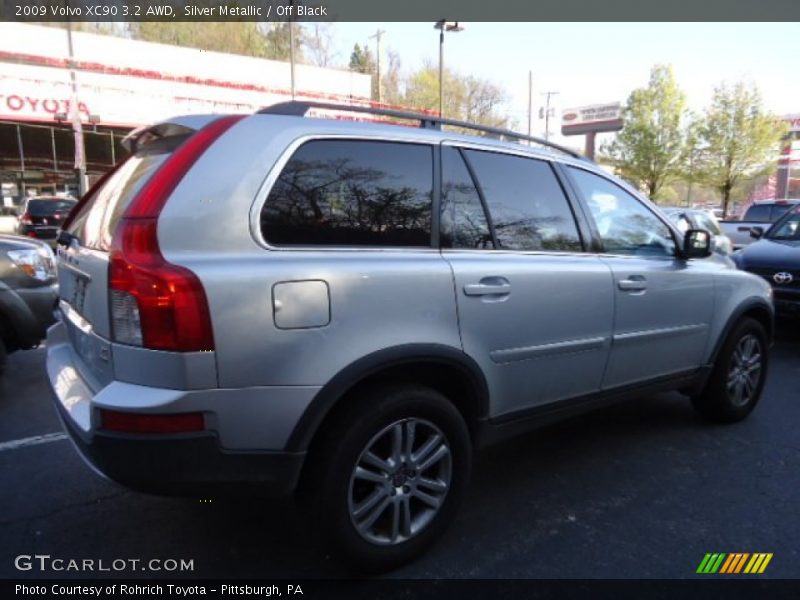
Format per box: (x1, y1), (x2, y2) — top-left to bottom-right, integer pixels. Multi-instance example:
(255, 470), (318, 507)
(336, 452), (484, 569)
(121, 115), (225, 154)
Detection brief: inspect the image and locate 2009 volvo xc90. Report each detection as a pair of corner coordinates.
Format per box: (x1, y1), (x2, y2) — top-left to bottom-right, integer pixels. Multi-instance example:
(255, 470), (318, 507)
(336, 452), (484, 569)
(47, 102), (773, 571)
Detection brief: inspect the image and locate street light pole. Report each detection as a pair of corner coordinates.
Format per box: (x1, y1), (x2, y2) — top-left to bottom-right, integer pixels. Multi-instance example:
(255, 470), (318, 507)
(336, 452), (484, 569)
(66, 18), (88, 196)
(288, 15), (296, 100)
(434, 21), (464, 118)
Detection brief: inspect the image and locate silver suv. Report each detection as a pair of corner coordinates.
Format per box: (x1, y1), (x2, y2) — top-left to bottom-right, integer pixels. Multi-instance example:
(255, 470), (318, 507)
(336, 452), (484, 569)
(47, 102), (773, 571)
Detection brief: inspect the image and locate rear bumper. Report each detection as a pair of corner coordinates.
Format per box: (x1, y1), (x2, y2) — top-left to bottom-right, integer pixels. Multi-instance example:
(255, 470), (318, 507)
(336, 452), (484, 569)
(55, 399), (306, 496)
(46, 320), (312, 497)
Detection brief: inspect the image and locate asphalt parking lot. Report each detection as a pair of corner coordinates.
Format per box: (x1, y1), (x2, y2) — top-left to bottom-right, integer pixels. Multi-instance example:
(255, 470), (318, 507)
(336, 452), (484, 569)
(1, 321), (799, 580)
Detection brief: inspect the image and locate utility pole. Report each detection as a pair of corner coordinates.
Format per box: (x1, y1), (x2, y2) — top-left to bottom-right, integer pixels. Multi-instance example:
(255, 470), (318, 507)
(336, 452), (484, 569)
(65, 17), (88, 196)
(540, 91), (559, 141)
(369, 29), (385, 104)
(288, 15), (296, 100)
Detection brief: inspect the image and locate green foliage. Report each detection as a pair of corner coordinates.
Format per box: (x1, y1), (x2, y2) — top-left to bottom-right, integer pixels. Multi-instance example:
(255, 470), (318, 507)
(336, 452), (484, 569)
(349, 43), (376, 74)
(403, 62), (509, 129)
(603, 65), (687, 200)
(694, 81), (788, 216)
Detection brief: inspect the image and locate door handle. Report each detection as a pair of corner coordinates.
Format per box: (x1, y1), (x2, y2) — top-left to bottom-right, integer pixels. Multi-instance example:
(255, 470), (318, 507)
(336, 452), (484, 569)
(464, 278), (511, 297)
(618, 276), (647, 292)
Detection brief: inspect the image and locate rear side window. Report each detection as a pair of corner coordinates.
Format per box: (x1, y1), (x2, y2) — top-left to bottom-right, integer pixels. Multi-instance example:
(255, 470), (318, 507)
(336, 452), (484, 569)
(461, 149), (582, 252)
(66, 142), (175, 251)
(440, 146), (493, 249)
(261, 140), (433, 247)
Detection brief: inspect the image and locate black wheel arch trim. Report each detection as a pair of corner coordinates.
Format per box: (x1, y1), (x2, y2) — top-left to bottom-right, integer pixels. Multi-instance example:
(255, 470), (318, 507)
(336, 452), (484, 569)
(708, 298), (774, 365)
(284, 344), (490, 452)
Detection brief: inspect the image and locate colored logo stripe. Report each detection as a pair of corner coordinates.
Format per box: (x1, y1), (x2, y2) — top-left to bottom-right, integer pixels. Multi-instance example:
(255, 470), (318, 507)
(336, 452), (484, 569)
(697, 553), (773, 574)
(697, 553), (726, 573)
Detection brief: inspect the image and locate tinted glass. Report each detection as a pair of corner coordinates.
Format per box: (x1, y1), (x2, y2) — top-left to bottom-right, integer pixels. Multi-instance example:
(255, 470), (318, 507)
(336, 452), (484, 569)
(768, 208), (800, 240)
(462, 149), (582, 252)
(26, 199), (76, 216)
(568, 167), (676, 257)
(743, 204), (771, 222)
(771, 204), (795, 221)
(261, 140), (433, 247)
(440, 146), (493, 249)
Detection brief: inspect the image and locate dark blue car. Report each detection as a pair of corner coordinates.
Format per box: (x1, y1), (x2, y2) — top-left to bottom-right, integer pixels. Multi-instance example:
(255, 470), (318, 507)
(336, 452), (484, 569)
(733, 205), (800, 317)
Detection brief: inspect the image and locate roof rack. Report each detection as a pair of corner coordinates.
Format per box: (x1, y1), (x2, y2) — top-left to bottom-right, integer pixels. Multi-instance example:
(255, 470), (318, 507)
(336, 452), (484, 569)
(258, 101), (588, 161)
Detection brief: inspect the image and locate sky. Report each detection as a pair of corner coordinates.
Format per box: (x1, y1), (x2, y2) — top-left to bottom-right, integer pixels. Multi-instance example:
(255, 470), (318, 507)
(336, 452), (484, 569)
(328, 22), (799, 145)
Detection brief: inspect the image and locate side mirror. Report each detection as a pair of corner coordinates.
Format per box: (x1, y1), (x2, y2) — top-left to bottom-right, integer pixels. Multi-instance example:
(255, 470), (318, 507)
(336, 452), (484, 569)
(683, 229), (712, 259)
(750, 226), (764, 240)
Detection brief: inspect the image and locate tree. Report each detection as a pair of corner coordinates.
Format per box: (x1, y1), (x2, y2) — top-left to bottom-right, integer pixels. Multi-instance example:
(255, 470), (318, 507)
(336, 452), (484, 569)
(603, 65), (687, 200)
(133, 23), (271, 58)
(349, 43), (376, 74)
(695, 82), (788, 217)
(381, 50), (403, 105)
(304, 23), (337, 67)
(402, 62), (510, 129)
(349, 43), (379, 99)
(262, 23), (305, 62)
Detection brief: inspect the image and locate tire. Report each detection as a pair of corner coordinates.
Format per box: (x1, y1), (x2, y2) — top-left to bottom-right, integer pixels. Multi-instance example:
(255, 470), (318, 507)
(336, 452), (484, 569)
(0, 336), (6, 376)
(300, 383), (472, 573)
(692, 318), (768, 423)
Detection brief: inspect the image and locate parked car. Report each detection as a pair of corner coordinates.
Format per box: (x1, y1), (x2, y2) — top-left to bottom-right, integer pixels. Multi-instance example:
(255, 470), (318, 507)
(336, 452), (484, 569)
(719, 199), (800, 251)
(16, 196), (78, 246)
(661, 207), (733, 256)
(47, 103), (774, 571)
(733, 205), (800, 318)
(0, 234), (58, 372)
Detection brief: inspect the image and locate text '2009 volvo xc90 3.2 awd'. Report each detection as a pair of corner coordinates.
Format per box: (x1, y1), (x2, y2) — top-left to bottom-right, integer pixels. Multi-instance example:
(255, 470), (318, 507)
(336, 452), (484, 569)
(47, 102), (773, 571)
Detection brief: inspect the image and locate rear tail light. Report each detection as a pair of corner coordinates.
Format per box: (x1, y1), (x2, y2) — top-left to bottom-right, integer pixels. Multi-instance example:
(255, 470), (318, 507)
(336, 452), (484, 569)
(99, 409), (205, 434)
(109, 115), (244, 352)
(26, 231), (38, 238)
(19, 212), (32, 225)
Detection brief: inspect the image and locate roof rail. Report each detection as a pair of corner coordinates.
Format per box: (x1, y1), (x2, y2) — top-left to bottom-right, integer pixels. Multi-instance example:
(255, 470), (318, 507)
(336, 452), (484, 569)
(258, 101), (588, 161)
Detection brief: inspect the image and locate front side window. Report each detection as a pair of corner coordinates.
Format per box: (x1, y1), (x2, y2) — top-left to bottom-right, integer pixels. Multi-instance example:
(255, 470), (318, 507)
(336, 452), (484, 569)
(462, 149), (582, 252)
(261, 140), (433, 247)
(567, 167), (676, 257)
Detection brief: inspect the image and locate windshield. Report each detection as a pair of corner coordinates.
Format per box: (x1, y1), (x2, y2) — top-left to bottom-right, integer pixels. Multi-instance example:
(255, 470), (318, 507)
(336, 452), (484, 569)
(767, 208), (800, 240)
(26, 199), (77, 216)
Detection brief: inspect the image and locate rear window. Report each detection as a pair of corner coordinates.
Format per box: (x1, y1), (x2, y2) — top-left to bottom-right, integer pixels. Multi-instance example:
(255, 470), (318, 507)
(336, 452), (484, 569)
(260, 139), (433, 247)
(742, 204), (770, 222)
(66, 145), (173, 251)
(27, 199), (76, 216)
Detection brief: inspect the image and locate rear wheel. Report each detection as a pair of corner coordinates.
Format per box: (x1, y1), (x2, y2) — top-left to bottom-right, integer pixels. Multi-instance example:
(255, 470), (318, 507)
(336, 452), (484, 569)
(692, 318), (768, 422)
(301, 384), (472, 572)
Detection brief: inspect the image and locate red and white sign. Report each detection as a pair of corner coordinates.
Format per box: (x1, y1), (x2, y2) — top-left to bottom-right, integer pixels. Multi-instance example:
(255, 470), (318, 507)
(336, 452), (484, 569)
(0, 23), (372, 128)
(561, 102), (624, 136)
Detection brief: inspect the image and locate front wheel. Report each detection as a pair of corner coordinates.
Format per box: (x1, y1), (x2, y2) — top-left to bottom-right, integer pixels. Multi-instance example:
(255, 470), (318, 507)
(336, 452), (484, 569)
(692, 318), (769, 423)
(301, 384), (472, 572)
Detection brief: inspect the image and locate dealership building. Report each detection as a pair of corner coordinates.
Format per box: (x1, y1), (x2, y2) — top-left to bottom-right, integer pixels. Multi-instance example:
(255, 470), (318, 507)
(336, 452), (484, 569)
(0, 23), (371, 205)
